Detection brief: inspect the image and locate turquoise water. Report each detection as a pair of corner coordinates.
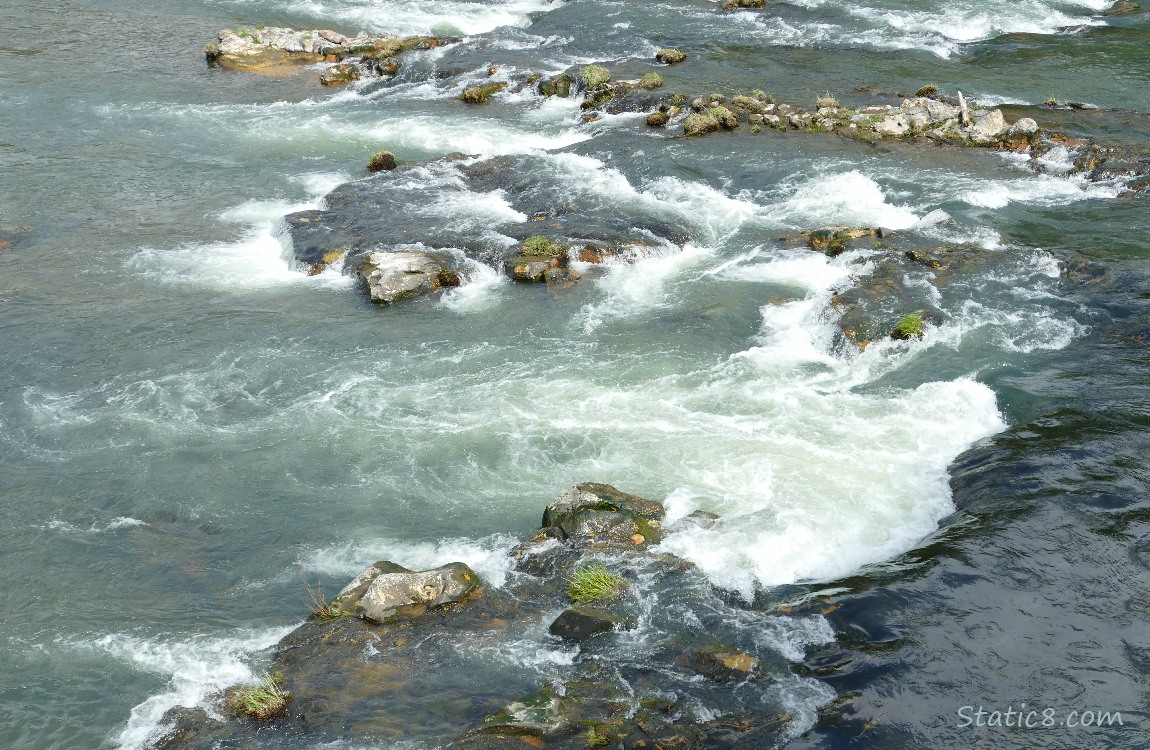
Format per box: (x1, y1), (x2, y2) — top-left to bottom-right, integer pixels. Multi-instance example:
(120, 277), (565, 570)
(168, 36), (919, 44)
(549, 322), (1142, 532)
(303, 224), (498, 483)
(1, 0), (1148, 747)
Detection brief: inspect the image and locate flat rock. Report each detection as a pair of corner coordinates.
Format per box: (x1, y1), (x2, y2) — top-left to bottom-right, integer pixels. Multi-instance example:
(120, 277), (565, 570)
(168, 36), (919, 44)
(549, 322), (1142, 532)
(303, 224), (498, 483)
(549, 606), (628, 642)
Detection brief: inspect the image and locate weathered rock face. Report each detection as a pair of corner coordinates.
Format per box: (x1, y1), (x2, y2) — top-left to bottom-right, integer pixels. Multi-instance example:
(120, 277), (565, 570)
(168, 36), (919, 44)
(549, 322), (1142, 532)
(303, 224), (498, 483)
(205, 27), (388, 69)
(358, 250), (462, 304)
(333, 561), (480, 623)
(542, 482), (666, 547)
(205, 27), (456, 83)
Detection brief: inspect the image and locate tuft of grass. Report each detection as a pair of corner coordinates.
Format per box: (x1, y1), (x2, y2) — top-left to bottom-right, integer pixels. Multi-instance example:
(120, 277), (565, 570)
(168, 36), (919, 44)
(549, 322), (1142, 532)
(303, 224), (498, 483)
(567, 563), (627, 604)
(816, 92), (840, 109)
(302, 573), (349, 620)
(228, 673), (291, 721)
(586, 726), (611, 748)
(521, 235), (564, 257)
(892, 310), (927, 340)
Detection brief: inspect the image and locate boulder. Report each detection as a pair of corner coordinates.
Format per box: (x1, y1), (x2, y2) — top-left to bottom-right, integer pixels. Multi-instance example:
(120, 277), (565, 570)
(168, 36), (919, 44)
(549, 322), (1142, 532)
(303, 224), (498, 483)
(504, 256), (559, 282)
(966, 109), (1008, 143)
(683, 112), (719, 136)
(358, 250), (462, 304)
(1008, 117), (1039, 136)
(655, 48), (687, 65)
(334, 561), (480, 623)
(646, 111), (670, 127)
(549, 607), (628, 642)
(542, 483), (666, 547)
(320, 63), (360, 86)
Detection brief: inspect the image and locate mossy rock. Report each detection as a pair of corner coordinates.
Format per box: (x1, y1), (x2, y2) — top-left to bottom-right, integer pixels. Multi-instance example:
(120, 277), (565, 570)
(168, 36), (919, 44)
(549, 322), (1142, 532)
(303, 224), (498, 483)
(639, 72), (664, 90)
(708, 105), (738, 129)
(683, 112), (719, 136)
(461, 82), (507, 103)
(655, 48), (687, 65)
(647, 111), (670, 127)
(367, 151), (397, 172)
(581, 64), (611, 89)
(538, 73), (572, 98)
(722, 0), (766, 8)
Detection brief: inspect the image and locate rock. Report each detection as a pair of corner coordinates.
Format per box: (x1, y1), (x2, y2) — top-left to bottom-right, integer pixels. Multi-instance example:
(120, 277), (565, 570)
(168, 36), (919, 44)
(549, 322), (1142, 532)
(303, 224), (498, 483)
(473, 688), (568, 738)
(581, 65), (611, 90)
(1105, 0), (1139, 13)
(461, 82), (507, 103)
(915, 84), (940, 98)
(807, 227), (877, 255)
(655, 48), (687, 65)
(504, 256), (559, 282)
(646, 111), (670, 127)
(538, 73), (572, 98)
(639, 73), (664, 90)
(367, 150), (397, 172)
(874, 113), (911, 136)
(709, 105), (738, 129)
(722, 0), (766, 8)
(334, 561), (480, 623)
(541, 482), (666, 548)
(681, 510), (721, 529)
(1008, 117), (1039, 136)
(358, 250), (462, 304)
(543, 267), (581, 289)
(692, 646), (762, 682)
(683, 112), (720, 136)
(549, 607), (628, 642)
(966, 108), (1008, 143)
(320, 63), (360, 85)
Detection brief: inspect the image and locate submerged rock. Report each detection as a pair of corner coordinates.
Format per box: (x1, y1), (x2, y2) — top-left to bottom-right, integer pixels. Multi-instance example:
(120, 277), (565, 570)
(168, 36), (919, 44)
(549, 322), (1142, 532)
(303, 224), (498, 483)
(692, 646), (762, 682)
(358, 250), (462, 304)
(549, 606), (629, 642)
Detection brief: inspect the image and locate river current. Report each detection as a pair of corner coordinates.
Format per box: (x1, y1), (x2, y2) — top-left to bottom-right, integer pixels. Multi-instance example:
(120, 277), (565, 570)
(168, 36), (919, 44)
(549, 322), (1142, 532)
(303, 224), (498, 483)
(1, 0), (1148, 748)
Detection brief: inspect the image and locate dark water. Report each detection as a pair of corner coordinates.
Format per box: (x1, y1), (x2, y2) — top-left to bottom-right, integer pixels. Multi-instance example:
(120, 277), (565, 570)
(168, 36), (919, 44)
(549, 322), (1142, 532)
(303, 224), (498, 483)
(1, 0), (1148, 747)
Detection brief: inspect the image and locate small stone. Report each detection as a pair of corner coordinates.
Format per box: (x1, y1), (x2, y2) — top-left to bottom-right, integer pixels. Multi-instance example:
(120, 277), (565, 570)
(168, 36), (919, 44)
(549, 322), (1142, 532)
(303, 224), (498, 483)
(693, 645), (761, 681)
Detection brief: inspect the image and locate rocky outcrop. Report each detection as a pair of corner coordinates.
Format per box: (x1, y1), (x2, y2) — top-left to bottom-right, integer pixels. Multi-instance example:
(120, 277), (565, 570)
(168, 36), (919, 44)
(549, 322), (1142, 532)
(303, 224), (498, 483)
(149, 484), (814, 750)
(204, 27), (456, 83)
(358, 250), (462, 304)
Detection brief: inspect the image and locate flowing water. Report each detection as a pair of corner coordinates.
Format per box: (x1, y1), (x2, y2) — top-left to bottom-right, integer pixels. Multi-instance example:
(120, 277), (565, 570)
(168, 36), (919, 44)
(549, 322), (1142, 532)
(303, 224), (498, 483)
(1, 0), (1148, 747)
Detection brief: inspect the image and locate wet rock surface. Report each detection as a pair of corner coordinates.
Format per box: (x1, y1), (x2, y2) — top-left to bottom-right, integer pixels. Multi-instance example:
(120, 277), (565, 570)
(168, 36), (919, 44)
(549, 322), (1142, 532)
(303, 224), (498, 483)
(205, 26), (457, 82)
(150, 485), (817, 750)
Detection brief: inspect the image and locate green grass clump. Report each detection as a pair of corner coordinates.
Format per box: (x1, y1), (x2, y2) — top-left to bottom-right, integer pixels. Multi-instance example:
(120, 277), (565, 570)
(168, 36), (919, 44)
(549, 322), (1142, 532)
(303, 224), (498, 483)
(228, 673), (291, 721)
(892, 310), (927, 340)
(567, 563), (627, 604)
(521, 235), (563, 257)
(639, 73), (664, 90)
(586, 727), (611, 747)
